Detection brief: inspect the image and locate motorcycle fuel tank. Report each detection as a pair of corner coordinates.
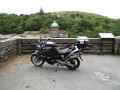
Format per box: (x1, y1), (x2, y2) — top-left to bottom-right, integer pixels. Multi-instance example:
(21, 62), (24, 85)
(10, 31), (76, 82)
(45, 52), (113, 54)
(45, 41), (57, 47)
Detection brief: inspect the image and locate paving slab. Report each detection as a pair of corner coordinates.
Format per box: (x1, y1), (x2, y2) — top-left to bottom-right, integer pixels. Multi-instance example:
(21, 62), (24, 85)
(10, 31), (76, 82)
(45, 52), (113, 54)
(0, 54), (120, 90)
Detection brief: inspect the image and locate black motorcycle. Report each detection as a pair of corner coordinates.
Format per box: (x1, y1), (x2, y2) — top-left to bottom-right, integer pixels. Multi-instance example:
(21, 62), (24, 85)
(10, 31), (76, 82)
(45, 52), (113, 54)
(31, 36), (89, 71)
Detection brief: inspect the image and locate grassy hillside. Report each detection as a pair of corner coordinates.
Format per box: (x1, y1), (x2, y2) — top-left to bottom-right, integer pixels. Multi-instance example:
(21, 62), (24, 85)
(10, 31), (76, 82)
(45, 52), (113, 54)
(49, 11), (105, 18)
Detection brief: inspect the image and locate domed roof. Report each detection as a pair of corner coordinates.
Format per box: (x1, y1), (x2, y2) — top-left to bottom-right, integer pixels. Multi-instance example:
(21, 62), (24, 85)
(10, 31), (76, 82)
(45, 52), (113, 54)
(51, 20), (59, 27)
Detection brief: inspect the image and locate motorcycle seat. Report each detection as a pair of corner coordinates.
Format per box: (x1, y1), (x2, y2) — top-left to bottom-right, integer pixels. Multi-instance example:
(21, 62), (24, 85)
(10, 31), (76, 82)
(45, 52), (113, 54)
(56, 48), (72, 55)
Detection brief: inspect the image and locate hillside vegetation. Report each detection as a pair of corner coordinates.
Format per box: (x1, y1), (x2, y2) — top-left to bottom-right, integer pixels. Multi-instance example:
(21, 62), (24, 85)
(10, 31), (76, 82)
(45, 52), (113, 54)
(51, 11), (105, 18)
(0, 9), (120, 38)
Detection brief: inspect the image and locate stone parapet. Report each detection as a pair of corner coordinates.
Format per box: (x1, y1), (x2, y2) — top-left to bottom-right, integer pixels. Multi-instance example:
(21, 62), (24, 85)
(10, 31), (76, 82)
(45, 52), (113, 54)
(114, 37), (120, 54)
(0, 37), (120, 62)
(20, 38), (118, 54)
(0, 40), (17, 62)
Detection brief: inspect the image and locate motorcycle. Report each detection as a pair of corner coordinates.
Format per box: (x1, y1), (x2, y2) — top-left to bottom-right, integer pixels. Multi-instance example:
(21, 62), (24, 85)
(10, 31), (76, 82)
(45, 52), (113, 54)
(30, 36), (89, 71)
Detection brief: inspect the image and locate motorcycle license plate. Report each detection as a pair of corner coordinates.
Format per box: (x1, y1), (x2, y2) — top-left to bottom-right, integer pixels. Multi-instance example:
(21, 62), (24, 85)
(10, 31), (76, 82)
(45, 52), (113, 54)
(80, 55), (83, 61)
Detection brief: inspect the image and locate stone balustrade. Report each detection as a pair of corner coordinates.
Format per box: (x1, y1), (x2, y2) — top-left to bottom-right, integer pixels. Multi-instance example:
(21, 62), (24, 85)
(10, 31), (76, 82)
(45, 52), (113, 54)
(0, 38), (120, 62)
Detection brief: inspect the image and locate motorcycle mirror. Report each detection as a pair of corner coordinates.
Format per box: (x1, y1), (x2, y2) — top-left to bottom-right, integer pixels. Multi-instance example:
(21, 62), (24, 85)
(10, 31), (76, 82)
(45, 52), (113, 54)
(38, 38), (41, 43)
(39, 38), (41, 40)
(47, 38), (51, 41)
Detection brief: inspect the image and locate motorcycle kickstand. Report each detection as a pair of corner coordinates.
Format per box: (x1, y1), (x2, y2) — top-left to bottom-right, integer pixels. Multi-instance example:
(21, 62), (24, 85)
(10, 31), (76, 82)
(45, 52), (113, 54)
(55, 61), (60, 72)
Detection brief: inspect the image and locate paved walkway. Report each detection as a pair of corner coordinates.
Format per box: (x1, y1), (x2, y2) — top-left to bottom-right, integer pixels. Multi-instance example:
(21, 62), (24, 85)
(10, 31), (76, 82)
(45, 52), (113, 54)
(0, 54), (120, 90)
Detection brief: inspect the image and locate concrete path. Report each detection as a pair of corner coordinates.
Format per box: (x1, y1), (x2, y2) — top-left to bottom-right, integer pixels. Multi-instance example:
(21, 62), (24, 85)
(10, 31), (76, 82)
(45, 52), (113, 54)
(0, 54), (120, 90)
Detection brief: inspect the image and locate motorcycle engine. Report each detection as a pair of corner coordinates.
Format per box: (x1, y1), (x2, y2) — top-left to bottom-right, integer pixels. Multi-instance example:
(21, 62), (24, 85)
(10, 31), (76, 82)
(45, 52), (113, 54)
(47, 59), (56, 65)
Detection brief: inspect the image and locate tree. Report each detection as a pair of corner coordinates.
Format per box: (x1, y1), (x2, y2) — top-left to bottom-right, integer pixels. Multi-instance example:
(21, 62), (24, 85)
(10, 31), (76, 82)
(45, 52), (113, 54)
(76, 13), (80, 17)
(80, 14), (83, 18)
(15, 26), (24, 34)
(40, 28), (50, 34)
(39, 8), (44, 16)
(71, 14), (75, 18)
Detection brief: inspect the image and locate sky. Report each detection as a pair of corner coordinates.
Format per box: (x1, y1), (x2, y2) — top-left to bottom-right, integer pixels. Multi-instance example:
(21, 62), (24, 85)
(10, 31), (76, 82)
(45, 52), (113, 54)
(0, 0), (120, 19)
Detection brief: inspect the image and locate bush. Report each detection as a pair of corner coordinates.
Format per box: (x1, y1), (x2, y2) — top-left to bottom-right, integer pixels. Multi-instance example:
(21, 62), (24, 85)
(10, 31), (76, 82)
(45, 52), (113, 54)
(40, 28), (50, 34)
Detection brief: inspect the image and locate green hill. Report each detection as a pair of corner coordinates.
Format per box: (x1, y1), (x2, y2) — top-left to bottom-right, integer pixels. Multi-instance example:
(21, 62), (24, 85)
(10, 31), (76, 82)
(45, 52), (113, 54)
(0, 10), (120, 38)
(49, 11), (120, 38)
(50, 11), (105, 18)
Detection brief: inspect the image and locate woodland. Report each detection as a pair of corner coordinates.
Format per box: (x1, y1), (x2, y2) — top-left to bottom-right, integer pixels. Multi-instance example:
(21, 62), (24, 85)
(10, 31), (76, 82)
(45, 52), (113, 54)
(0, 9), (120, 38)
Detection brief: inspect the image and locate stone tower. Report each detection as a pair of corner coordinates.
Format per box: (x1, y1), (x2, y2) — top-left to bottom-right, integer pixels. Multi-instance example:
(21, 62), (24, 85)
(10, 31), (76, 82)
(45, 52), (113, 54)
(50, 20), (59, 38)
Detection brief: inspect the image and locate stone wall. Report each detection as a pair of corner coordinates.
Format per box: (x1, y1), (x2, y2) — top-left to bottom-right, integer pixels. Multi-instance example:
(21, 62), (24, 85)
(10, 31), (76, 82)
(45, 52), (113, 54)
(114, 37), (120, 54)
(0, 38), (120, 62)
(19, 38), (120, 54)
(0, 40), (17, 62)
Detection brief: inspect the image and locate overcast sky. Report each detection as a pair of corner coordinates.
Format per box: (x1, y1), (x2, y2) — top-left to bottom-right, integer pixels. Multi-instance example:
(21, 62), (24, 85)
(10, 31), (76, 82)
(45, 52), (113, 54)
(0, 0), (120, 19)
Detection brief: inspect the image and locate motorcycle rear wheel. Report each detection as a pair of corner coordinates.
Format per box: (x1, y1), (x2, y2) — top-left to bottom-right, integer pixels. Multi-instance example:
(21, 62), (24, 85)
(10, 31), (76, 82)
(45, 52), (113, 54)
(66, 58), (80, 70)
(31, 54), (44, 67)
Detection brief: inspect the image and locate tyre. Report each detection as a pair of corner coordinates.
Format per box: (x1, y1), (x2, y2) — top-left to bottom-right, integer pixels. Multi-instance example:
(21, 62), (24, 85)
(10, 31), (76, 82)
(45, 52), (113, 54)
(31, 54), (45, 67)
(66, 58), (80, 70)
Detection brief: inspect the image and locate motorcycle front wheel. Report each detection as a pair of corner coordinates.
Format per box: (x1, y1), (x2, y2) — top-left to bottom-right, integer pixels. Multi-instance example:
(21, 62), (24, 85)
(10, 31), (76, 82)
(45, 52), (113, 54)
(66, 58), (80, 70)
(31, 54), (45, 67)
